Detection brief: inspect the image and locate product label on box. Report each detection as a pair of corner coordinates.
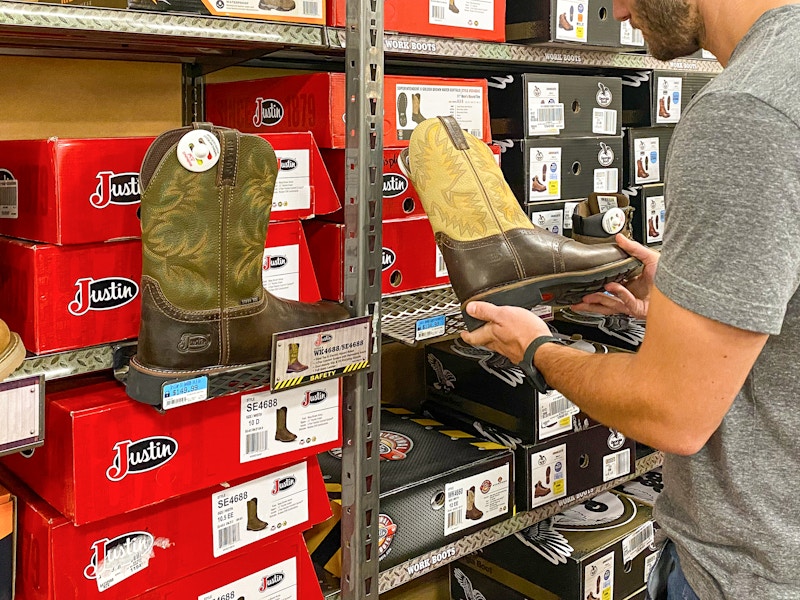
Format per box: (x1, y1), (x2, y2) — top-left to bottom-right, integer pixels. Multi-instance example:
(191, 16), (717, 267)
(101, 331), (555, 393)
(622, 521), (655, 564)
(0, 377), (40, 451)
(645, 551), (659, 582)
(212, 462), (309, 557)
(429, 0), (494, 31)
(529, 147), (562, 201)
(538, 390), (579, 440)
(273, 150), (311, 213)
(593, 108), (617, 135)
(584, 552), (614, 600)
(634, 137), (660, 184)
(656, 77), (682, 124)
(526, 82), (564, 136)
(530, 209), (564, 235)
(646, 194), (665, 243)
(240, 378), (339, 463)
(415, 315), (447, 341)
(162, 376), (209, 410)
(199, 557), (298, 600)
(556, 0), (587, 43)
(396, 84), (484, 141)
(0, 170), (18, 219)
(530, 444), (567, 508)
(444, 463), (510, 536)
(83, 531), (155, 592)
(620, 20), (645, 46)
(203, 0), (321, 19)
(435, 246), (449, 278)
(263, 244), (300, 301)
(594, 168), (619, 193)
(603, 448), (632, 482)
(563, 201), (579, 230)
(595, 195), (620, 212)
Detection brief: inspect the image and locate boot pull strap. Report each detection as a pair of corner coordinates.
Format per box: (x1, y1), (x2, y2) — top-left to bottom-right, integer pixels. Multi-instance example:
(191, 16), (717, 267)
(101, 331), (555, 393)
(216, 129), (239, 187)
(437, 116), (470, 150)
(193, 122), (214, 131)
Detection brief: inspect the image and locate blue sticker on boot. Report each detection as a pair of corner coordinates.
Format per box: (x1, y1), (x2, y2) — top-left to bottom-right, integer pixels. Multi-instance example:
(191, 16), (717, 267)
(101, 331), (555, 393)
(162, 376), (208, 410)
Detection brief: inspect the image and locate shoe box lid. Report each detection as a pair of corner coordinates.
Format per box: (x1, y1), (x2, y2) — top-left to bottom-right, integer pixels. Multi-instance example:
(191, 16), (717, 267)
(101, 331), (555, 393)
(463, 490), (656, 600)
(206, 72), (491, 149)
(2, 452), (331, 600)
(0, 374), (342, 525)
(614, 467), (663, 507)
(489, 73), (622, 139)
(309, 406), (514, 573)
(328, 0), (506, 42)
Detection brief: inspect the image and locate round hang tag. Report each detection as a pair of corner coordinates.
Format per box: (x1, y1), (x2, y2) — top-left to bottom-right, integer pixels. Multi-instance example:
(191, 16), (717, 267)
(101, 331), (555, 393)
(601, 207), (626, 235)
(176, 129), (220, 173)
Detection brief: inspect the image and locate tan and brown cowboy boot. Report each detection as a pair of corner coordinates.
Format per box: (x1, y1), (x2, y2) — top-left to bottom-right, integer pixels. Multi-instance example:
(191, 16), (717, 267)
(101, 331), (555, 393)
(0, 318), (25, 382)
(399, 116), (640, 330)
(127, 124), (348, 402)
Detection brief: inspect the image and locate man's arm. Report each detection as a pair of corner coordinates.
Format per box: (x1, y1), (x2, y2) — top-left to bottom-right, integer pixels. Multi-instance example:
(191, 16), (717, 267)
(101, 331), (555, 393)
(463, 289), (768, 455)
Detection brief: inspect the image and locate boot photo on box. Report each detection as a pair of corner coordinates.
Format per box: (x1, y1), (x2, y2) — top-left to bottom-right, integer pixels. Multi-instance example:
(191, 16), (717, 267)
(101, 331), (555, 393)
(572, 193), (634, 245)
(127, 124), (349, 398)
(0, 318), (25, 382)
(258, 0), (295, 10)
(449, 0), (459, 13)
(397, 92), (408, 127)
(465, 486), (484, 521)
(411, 93), (426, 125)
(275, 406), (297, 442)
(534, 480), (551, 498)
(559, 13), (574, 30)
(285, 342), (308, 373)
(398, 116), (641, 331)
(246, 497), (268, 531)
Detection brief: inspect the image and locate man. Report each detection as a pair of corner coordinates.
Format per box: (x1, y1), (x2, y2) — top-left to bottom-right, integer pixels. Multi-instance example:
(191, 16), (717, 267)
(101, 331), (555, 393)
(462, 1), (800, 598)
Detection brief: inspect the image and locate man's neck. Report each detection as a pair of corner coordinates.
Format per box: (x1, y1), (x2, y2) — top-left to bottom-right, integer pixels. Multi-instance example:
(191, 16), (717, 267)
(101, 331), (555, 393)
(700, 0), (795, 67)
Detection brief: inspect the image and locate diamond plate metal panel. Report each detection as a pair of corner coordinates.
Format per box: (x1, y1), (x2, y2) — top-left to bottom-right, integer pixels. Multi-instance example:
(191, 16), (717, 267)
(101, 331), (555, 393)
(381, 286), (464, 344)
(6, 344), (119, 382)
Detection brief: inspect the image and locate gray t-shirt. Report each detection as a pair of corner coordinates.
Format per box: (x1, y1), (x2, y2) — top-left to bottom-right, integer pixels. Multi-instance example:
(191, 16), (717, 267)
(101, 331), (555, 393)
(654, 6), (800, 599)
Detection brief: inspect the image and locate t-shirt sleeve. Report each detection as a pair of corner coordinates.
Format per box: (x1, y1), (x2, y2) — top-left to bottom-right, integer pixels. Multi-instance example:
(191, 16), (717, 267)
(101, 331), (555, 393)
(655, 91), (800, 335)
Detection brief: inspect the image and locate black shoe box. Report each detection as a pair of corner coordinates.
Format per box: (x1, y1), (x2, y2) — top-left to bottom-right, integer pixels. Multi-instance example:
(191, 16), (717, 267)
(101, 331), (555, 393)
(458, 490), (656, 600)
(425, 337), (598, 444)
(307, 406), (514, 575)
(505, 0), (627, 49)
(622, 70), (717, 127)
(499, 136), (624, 205)
(553, 308), (646, 353)
(627, 183), (665, 246)
(615, 466), (663, 507)
(489, 74), (623, 139)
(623, 126), (674, 187)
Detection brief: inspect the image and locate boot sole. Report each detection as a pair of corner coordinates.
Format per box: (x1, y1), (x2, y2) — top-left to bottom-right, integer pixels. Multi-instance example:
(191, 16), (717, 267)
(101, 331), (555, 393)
(461, 257), (642, 331)
(0, 333), (26, 382)
(397, 93), (408, 127)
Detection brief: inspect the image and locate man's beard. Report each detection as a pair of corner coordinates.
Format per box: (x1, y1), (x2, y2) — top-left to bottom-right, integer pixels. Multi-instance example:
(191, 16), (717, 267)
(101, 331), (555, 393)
(633, 0), (705, 61)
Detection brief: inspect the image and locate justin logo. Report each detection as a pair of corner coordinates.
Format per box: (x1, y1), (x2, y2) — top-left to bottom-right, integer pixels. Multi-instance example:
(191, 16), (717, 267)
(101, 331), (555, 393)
(302, 389), (328, 406)
(106, 436), (179, 481)
(381, 248), (397, 271)
(264, 255), (288, 270)
(89, 171), (141, 209)
(259, 572), (285, 591)
(83, 532), (154, 580)
(272, 476), (296, 494)
(253, 98), (285, 127)
(382, 173), (409, 198)
(279, 157), (298, 171)
(68, 277), (139, 316)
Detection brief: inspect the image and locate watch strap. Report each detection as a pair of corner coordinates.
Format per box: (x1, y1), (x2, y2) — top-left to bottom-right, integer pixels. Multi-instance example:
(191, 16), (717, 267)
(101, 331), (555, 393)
(518, 335), (566, 393)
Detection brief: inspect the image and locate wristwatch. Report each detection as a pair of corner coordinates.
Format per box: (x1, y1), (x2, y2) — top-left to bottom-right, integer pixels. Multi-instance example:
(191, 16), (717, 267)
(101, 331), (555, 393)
(518, 335), (567, 393)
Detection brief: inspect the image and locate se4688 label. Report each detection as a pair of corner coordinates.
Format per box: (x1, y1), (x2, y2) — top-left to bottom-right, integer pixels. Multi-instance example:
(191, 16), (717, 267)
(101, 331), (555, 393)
(247, 399), (278, 412)
(217, 491), (248, 509)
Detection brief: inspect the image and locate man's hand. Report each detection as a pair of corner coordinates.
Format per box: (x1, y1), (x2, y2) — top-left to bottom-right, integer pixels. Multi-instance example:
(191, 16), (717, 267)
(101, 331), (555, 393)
(460, 302), (552, 364)
(571, 234), (660, 320)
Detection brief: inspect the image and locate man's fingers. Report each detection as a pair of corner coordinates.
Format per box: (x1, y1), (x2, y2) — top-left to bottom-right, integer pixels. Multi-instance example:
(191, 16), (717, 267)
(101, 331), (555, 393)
(461, 324), (493, 348)
(615, 233), (659, 264)
(465, 301), (498, 321)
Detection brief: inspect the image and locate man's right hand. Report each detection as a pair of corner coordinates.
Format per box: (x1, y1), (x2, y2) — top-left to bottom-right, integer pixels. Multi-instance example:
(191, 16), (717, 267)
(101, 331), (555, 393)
(571, 234), (660, 320)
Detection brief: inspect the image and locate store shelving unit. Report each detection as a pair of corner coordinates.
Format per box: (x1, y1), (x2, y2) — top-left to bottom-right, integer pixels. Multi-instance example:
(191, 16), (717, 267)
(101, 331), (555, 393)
(0, 2), (703, 597)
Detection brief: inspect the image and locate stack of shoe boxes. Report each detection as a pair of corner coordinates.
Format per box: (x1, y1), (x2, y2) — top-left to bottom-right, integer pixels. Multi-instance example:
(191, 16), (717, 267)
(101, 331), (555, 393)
(206, 72), (495, 298)
(424, 338), (636, 512)
(621, 70), (717, 246)
(488, 73), (624, 238)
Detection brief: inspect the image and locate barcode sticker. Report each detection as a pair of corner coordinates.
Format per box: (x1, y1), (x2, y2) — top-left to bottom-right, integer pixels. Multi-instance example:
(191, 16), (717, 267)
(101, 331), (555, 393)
(592, 108), (617, 135)
(603, 448), (631, 482)
(620, 20), (645, 46)
(622, 522), (655, 564)
(435, 246), (448, 278)
(594, 168), (619, 194)
(302, 0), (320, 16)
(534, 104), (565, 129)
(538, 390), (578, 440)
(444, 464), (510, 536)
(431, 5), (445, 19)
(0, 178), (18, 219)
(245, 431), (269, 455)
(217, 524), (241, 549)
(644, 552), (659, 583)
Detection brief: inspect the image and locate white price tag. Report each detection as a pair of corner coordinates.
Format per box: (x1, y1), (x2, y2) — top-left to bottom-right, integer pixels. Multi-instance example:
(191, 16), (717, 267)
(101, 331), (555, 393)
(603, 448), (631, 482)
(594, 168), (619, 194)
(592, 108), (617, 135)
(538, 390), (578, 440)
(622, 522), (655, 564)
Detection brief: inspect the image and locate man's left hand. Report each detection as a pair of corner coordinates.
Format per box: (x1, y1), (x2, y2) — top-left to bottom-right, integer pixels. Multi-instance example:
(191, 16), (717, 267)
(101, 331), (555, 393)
(460, 301), (552, 363)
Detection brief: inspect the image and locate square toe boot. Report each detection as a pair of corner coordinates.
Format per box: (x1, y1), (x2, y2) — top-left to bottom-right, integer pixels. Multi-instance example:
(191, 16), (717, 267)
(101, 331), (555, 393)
(0, 318), (26, 382)
(127, 124), (349, 401)
(398, 116), (641, 331)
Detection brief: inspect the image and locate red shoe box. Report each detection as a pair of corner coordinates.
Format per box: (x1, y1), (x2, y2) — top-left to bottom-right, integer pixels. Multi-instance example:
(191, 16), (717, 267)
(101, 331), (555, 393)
(133, 533), (322, 600)
(206, 72), (492, 149)
(3, 456), (331, 600)
(0, 136), (154, 245)
(1, 374), (342, 525)
(321, 144), (502, 222)
(0, 236), (142, 354)
(260, 132), (341, 222)
(328, 0), (505, 42)
(263, 219), (325, 303)
(305, 216), (449, 300)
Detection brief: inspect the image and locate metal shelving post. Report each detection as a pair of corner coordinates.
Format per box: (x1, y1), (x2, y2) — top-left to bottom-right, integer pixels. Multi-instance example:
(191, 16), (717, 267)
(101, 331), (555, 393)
(340, 0), (384, 599)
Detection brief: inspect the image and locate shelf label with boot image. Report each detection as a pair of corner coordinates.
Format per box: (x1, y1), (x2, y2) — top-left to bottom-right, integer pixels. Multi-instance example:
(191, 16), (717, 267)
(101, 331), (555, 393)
(556, 0), (587, 43)
(443, 463), (510, 536)
(529, 147), (562, 200)
(428, 0), (494, 30)
(526, 82), (565, 136)
(240, 378), (340, 463)
(198, 556), (298, 600)
(212, 462), (309, 558)
(531, 444), (567, 508)
(655, 77), (682, 125)
(633, 137), (660, 185)
(395, 84), (485, 141)
(584, 552), (614, 600)
(271, 317), (371, 391)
